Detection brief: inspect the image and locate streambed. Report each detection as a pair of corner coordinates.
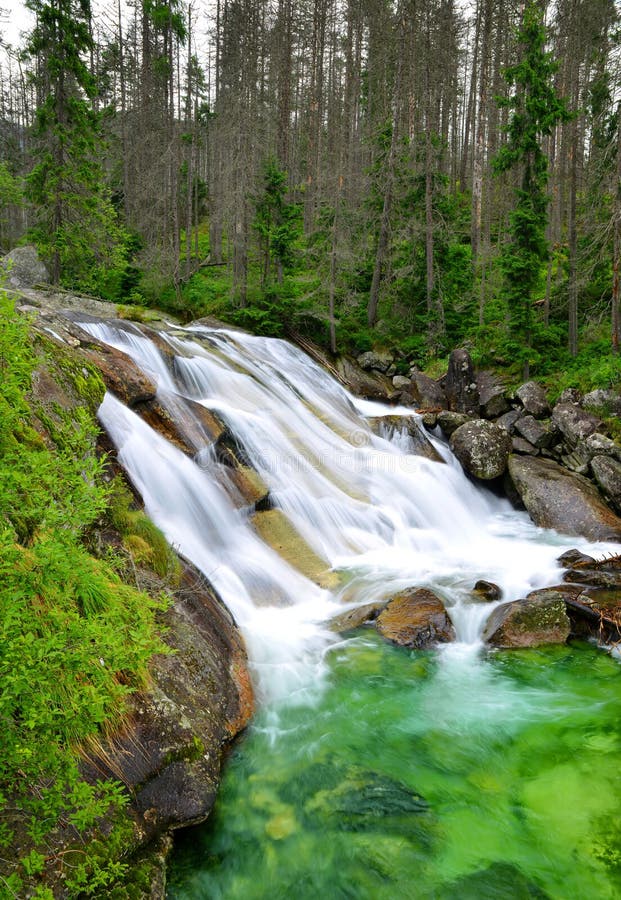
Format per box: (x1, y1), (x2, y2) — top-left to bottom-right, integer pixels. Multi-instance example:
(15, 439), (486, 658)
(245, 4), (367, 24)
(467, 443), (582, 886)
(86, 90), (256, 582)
(168, 635), (621, 899)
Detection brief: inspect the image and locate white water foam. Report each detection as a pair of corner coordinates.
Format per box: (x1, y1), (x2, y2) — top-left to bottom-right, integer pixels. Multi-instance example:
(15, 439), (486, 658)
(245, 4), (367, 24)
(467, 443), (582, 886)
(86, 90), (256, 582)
(81, 318), (616, 703)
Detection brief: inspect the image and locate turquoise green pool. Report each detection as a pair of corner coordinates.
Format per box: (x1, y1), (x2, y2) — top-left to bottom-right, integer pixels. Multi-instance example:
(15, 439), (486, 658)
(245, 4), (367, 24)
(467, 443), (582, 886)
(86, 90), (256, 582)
(167, 636), (621, 899)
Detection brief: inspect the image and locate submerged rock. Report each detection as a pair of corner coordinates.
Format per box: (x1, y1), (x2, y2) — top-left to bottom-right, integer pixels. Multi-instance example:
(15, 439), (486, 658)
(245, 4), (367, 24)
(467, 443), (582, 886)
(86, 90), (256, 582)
(450, 419), (512, 480)
(375, 587), (455, 649)
(507, 455), (621, 542)
(483, 589), (570, 648)
(440, 861), (551, 899)
(251, 508), (338, 590)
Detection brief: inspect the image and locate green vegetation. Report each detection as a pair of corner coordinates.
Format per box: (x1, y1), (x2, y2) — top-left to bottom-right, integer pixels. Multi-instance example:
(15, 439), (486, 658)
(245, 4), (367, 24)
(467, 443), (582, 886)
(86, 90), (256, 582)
(0, 288), (167, 897)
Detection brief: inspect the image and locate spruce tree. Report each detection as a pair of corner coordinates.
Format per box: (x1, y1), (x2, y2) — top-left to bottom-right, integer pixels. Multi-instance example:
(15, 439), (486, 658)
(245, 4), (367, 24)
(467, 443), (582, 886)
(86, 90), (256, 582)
(25, 0), (127, 292)
(493, 1), (569, 379)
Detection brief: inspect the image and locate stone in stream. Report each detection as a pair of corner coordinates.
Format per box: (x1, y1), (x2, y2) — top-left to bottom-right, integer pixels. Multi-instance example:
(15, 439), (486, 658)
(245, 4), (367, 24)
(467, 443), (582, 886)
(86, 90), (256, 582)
(471, 580), (502, 603)
(375, 587), (455, 649)
(556, 548), (595, 568)
(483, 589), (571, 649)
(407, 371), (448, 410)
(440, 861), (551, 899)
(328, 601), (387, 633)
(507, 455), (621, 542)
(450, 419), (512, 480)
(335, 356), (399, 402)
(137, 390), (227, 456)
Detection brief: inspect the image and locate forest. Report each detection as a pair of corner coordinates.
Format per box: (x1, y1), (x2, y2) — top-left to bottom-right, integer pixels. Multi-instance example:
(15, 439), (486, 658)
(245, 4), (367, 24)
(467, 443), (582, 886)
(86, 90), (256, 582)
(0, 0), (620, 384)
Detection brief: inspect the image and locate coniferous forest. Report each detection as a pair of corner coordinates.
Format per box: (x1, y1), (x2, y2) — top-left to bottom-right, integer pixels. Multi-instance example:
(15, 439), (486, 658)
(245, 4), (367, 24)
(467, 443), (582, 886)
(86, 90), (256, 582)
(4, 2), (621, 897)
(0, 0), (620, 384)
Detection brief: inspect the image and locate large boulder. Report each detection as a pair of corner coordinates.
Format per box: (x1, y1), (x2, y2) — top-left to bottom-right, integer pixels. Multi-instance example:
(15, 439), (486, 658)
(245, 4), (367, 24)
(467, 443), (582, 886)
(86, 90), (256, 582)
(507, 455), (621, 542)
(328, 600), (387, 633)
(375, 587), (455, 649)
(450, 419), (512, 480)
(514, 415), (556, 449)
(591, 455), (621, 515)
(515, 381), (550, 418)
(81, 562), (254, 848)
(357, 349), (394, 373)
(477, 371), (510, 418)
(483, 588), (570, 648)
(437, 410), (471, 437)
(407, 371), (448, 410)
(444, 348), (479, 415)
(551, 402), (602, 449)
(336, 356), (398, 402)
(2, 244), (49, 288)
(582, 388), (621, 418)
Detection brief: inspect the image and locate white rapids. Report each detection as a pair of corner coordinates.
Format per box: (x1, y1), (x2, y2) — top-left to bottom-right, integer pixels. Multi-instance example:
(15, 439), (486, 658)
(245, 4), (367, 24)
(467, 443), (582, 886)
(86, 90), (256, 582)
(79, 318), (614, 703)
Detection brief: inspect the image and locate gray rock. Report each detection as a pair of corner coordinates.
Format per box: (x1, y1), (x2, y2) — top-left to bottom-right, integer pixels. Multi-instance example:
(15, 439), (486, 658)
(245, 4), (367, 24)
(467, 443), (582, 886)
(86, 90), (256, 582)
(495, 407), (524, 433)
(1, 244), (49, 287)
(515, 381), (551, 418)
(437, 410), (471, 437)
(585, 432), (621, 460)
(582, 388), (621, 417)
(477, 371), (510, 419)
(483, 589), (570, 648)
(552, 402), (602, 448)
(336, 356), (398, 403)
(512, 436), (538, 455)
(445, 348), (479, 415)
(557, 548), (595, 567)
(560, 442), (593, 476)
(421, 412), (438, 430)
(450, 419), (512, 480)
(408, 371), (447, 410)
(507, 454), (621, 541)
(514, 415), (556, 449)
(557, 387), (582, 405)
(357, 349), (394, 373)
(392, 374), (411, 390)
(591, 455), (621, 515)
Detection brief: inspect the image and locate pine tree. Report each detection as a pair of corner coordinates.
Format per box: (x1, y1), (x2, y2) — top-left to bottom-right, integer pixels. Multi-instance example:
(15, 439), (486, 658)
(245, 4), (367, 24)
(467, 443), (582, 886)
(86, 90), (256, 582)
(25, 0), (127, 292)
(493, 1), (569, 378)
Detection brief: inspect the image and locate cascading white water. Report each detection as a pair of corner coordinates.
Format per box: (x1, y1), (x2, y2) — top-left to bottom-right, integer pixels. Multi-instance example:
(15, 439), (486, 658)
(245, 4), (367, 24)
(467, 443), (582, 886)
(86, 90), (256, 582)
(80, 318), (614, 701)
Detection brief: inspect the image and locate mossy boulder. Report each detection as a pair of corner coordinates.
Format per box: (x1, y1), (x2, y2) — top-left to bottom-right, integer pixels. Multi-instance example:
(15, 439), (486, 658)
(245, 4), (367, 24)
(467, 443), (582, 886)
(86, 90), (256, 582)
(483, 589), (570, 648)
(450, 419), (512, 480)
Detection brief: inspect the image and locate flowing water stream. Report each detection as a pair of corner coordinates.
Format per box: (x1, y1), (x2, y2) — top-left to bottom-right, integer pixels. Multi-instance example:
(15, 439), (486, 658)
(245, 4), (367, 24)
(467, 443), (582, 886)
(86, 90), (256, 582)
(77, 319), (621, 898)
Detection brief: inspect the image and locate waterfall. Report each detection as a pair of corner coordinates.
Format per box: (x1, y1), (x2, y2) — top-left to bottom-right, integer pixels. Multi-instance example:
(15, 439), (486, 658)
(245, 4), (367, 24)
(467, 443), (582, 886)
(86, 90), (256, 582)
(80, 319), (607, 702)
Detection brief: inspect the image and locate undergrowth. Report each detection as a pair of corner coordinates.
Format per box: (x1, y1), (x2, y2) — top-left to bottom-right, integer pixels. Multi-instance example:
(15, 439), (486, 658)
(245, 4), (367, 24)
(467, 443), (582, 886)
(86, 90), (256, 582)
(0, 288), (168, 897)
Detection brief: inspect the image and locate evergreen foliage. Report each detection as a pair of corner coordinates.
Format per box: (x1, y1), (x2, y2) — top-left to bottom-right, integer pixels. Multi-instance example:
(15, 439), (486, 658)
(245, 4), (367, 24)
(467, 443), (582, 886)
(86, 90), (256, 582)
(493, 2), (570, 378)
